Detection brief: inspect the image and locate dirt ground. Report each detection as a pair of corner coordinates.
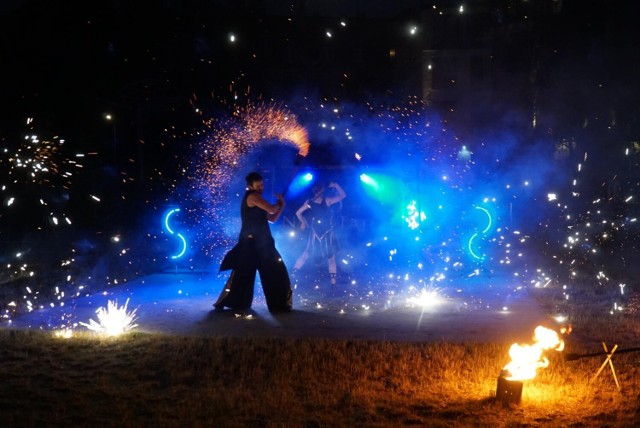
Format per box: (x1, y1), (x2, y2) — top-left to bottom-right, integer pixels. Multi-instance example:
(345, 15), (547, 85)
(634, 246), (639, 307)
(6, 269), (554, 344)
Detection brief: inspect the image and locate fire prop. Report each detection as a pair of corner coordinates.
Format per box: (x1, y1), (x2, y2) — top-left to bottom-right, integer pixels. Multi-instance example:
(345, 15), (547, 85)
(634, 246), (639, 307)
(496, 325), (564, 404)
(80, 299), (139, 337)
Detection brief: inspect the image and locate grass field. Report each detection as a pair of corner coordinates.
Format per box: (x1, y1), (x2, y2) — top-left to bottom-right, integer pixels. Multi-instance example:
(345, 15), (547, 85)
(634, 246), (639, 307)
(1, 316), (639, 427)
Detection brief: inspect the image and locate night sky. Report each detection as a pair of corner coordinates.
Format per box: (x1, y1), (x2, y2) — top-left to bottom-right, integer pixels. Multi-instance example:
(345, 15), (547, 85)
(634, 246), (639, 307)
(2, 0), (638, 138)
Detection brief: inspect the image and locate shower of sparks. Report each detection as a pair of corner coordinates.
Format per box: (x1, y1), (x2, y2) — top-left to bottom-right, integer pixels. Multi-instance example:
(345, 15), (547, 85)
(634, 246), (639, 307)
(0, 119), (106, 320)
(9, 135), (64, 183)
(80, 299), (138, 336)
(1, 126), (86, 216)
(535, 145), (639, 314)
(241, 104), (310, 157)
(188, 102), (309, 252)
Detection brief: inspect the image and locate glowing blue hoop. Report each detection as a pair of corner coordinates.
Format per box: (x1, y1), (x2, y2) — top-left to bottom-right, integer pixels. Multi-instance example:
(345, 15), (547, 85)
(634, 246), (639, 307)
(467, 205), (493, 260)
(163, 208), (187, 259)
(468, 232), (483, 260)
(475, 206), (492, 234)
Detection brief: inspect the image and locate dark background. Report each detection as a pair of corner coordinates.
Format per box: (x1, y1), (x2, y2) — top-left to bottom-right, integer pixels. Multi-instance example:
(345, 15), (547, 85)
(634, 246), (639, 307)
(3, 0), (638, 142)
(0, 0), (638, 315)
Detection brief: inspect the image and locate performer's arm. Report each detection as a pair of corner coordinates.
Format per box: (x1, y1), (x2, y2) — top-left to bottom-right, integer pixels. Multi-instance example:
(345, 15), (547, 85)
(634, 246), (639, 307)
(296, 200), (311, 230)
(247, 192), (283, 218)
(325, 182), (346, 206)
(267, 193), (285, 223)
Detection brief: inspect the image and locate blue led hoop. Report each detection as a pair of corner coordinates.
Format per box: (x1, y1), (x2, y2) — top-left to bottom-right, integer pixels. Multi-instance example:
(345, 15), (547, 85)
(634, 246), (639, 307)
(163, 208), (187, 259)
(467, 205), (493, 260)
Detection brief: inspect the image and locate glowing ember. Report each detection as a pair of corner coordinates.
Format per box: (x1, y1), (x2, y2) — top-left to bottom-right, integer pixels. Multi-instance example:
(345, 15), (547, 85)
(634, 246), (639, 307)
(503, 326), (564, 380)
(80, 299), (138, 336)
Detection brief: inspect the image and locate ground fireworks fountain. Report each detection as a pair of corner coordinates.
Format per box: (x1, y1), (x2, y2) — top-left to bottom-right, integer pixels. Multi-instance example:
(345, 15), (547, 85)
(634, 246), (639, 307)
(79, 298), (138, 337)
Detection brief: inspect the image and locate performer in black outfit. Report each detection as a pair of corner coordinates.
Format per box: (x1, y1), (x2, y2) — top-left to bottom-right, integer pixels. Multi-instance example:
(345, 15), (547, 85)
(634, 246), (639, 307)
(214, 172), (292, 312)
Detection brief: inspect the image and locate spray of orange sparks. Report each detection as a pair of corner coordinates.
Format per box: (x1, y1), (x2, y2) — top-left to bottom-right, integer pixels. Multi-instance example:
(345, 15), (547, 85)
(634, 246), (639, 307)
(241, 103), (309, 157)
(503, 325), (564, 381)
(190, 103), (309, 251)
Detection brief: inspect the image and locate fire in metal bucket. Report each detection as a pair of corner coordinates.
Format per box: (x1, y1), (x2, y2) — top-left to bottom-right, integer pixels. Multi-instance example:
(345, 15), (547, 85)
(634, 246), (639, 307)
(496, 326), (564, 404)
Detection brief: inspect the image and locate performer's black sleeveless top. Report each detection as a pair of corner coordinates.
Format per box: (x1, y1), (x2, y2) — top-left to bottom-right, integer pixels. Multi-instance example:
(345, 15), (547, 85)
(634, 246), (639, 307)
(239, 190), (272, 241)
(309, 198), (332, 235)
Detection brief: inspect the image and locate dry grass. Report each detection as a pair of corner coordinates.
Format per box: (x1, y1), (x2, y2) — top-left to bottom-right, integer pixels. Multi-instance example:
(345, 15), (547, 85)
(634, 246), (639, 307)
(1, 329), (639, 427)
(530, 286), (640, 349)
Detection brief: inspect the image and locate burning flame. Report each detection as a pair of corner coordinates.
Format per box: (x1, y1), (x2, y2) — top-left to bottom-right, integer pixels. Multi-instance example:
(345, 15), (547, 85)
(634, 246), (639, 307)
(503, 326), (564, 381)
(80, 298), (139, 337)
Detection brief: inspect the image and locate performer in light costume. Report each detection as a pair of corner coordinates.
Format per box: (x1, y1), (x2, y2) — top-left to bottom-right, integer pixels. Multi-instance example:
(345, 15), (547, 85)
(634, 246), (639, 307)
(215, 172), (293, 312)
(293, 181), (347, 285)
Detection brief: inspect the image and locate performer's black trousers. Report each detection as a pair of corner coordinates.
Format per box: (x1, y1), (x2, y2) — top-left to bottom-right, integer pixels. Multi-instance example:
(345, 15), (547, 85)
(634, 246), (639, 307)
(215, 238), (292, 312)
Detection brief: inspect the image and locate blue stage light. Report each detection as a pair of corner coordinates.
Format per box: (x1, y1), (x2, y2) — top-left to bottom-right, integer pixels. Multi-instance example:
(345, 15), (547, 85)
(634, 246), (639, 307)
(359, 173), (378, 189)
(360, 173), (403, 203)
(287, 171), (315, 196)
